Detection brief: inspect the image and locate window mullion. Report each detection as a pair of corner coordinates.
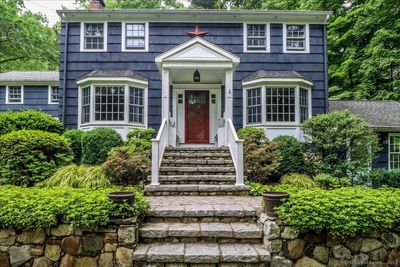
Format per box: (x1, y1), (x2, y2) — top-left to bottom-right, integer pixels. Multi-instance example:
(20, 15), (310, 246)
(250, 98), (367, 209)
(125, 85), (129, 124)
(295, 85), (300, 124)
(261, 86), (266, 124)
(90, 85), (95, 123)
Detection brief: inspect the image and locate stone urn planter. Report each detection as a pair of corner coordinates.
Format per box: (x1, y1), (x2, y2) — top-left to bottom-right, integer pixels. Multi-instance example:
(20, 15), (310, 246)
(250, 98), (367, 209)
(108, 192), (135, 204)
(262, 191), (290, 219)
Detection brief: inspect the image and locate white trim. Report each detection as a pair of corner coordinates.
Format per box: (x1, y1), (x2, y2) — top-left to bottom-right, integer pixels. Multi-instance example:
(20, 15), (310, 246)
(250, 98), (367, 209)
(80, 22), (108, 52)
(242, 77), (313, 87)
(283, 23), (310, 54)
(48, 85), (60, 105)
(243, 23), (270, 53)
(389, 133), (400, 170)
(121, 22), (149, 52)
(77, 76), (148, 87)
(5, 85), (24, 104)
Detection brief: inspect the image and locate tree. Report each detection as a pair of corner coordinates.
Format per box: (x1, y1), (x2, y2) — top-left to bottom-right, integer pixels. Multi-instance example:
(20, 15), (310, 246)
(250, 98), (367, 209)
(0, 0), (59, 72)
(76, 0), (183, 9)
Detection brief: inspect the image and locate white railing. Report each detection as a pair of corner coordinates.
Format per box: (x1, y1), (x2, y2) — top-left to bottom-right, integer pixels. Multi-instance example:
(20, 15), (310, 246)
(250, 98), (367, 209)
(226, 119), (244, 186)
(151, 118), (168, 185)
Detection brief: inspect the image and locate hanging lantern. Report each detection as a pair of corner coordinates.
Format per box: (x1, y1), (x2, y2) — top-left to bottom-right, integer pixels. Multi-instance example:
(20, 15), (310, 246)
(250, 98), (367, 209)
(193, 70), (200, 83)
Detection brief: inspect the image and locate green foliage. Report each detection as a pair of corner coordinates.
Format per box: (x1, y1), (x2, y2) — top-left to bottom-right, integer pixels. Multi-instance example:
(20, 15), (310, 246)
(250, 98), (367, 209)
(280, 173), (317, 189)
(0, 130), (73, 186)
(39, 164), (111, 188)
(237, 128), (281, 183)
(0, 186), (149, 230)
(63, 130), (84, 164)
(277, 187), (400, 237)
(245, 181), (273, 196)
(81, 128), (123, 165)
(0, 110), (63, 136)
(127, 128), (155, 151)
(315, 173), (351, 190)
(302, 111), (380, 178)
(76, 0), (183, 8)
(273, 136), (307, 178)
(0, 0), (59, 72)
(360, 168), (400, 188)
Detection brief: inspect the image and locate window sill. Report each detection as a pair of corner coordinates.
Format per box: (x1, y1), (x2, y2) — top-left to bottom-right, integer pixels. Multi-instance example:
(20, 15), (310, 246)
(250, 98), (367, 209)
(80, 122), (145, 127)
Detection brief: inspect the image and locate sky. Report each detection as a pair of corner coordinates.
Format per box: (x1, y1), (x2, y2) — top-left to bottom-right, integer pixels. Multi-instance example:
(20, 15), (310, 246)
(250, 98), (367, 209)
(24, 0), (81, 25)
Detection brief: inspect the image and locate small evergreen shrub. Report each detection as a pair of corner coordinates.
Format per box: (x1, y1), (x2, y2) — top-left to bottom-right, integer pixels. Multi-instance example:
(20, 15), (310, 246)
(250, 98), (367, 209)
(360, 168), (400, 188)
(273, 135), (307, 178)
(40, 164), (111, 188)
(315, 173), (351, 190)
(0, 130), (73, 186)
(0, 110), (63, 135)
(280, 173), (317, 189)
(63, 129), (85, 164)
(127, 128), (155, 151)
(81, 128), (123, 165)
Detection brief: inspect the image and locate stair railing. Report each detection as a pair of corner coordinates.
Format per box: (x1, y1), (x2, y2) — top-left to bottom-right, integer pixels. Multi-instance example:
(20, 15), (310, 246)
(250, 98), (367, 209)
(226, 119), (244, 186)
(151, 118), (168, 185)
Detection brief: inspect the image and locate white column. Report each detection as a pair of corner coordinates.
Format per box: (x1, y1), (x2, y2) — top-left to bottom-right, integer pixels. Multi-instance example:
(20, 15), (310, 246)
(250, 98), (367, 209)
(161, 68), (170, 119)
(225, 69), (233, 121)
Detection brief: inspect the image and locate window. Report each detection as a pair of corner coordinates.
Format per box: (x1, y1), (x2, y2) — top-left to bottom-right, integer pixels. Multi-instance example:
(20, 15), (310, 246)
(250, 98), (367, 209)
(81, 87), (91, 124)
(389, 134), (400, 169)
(123, 23), (147, 51)
(244, 24), (268, 52)
(246, 88), (261, 124)
(94, 86), (125, 121)
(82, 23), (106, 51)
(7, 86), (23, 104)
(299, 88), (309, 123)
(266, 87), (295, 122)
(129, 87), (144, 123)
(49, 86), (60, 104)
(284, 24), (308, 53)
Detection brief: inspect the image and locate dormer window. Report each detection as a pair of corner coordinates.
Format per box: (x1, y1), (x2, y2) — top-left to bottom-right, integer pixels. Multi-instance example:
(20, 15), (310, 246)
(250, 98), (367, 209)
(284, 24), (309, 53)
(81, 22), (107, 51)
(122, 22), (149, 52)
(244, 23), (269, 52)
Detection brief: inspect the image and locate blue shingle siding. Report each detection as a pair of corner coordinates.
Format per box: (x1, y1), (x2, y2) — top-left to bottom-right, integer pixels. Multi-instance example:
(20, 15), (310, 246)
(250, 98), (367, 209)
(0, 85), (59, 117)
(60, 22), (327, 131)
(373, 132), (389, 169)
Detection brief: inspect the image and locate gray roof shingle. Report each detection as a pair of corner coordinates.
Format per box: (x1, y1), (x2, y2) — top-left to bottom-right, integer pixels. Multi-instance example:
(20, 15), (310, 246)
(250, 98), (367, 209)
(243, 70), (312, 83)
(78, 69), (148, 82)
(329, 100), (400, 128)
(0, 71), (59, 83)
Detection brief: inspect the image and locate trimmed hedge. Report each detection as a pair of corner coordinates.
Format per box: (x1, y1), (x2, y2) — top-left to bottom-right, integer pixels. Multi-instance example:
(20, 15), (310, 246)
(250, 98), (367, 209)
(360, 168), (400, 188)
(0, 110), (63, 135)
(0, 130), (73, 186)
(63, 129), (84, 164)
(0, 186), (149, 229)
(273, 135), (307, 177)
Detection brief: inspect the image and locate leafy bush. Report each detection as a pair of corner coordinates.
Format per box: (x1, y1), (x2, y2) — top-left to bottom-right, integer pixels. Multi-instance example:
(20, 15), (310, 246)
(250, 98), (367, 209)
(277, 187), (400, 237)
(280, 173), (317, 189)
(40, 164), (111, 188)
(302, 110), (380, 178)
(315, 173), (351, 190)
(0, 130), (73, 186)
(102, 144), (151, 186)
(63, 129), (84, 164)
(81, 128), (123, 165)
(273, 135), (307, 177)
(0, 110), (63, 135)
(127, 128), (155, 141)
(237, 127), (281, 183)
(0, 186), (149, 229)
(360, 168), (400, 188)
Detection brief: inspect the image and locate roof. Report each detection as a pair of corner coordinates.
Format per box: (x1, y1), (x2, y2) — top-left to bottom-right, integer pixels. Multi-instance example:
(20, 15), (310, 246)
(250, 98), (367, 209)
(78, 69), (148, 82)
(329, 100), (400, 129)
(57, 9), (331, 24)
(243, 70), (312, 83)
(0, 71), (59, 83)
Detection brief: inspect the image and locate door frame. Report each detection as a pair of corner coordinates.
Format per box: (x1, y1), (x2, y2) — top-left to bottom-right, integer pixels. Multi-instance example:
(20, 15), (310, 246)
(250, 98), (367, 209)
(185, 90), (210, 144)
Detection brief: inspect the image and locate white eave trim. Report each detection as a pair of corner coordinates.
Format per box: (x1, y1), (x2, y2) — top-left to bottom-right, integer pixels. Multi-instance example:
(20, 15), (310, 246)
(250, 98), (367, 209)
(77, 77), (148, 87)
(242, 77), (314, 87)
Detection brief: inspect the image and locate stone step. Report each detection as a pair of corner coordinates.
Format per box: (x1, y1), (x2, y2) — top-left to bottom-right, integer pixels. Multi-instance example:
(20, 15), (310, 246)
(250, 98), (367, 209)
(159, 166), (236, 176)
(140, 222), (263, 241)
(163, 152), (232, 160)
(158, 175), (236, 185)
(165, 146), (230, 152)
(133, 242), (271, 264)
(161, 159), (234, 167)
(145, 184), (250, 196)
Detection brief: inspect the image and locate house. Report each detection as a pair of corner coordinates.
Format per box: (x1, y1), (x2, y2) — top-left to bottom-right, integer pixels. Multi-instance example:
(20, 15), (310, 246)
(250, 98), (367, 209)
(0, 71), (60, 118)
(329, 100), (400, 170)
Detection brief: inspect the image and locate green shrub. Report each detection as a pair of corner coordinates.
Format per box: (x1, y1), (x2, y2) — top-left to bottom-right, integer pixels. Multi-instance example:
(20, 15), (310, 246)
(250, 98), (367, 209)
(40, 164), (111, 188)
(277, 187), (400, 237)
(360, 168), (400, 188)
(0, 186), (149, 229)
(102, 144), (151, 186)
(63, 129), (84, 164)
(81, 128), (123, 165)
(245, 181), (273, 196)
(237, 127), (281, 183)
(315, 173), (351, 190)
(0, 130), (73, 186)
(127, 128), (155, 141)
(280, 173), (317, 189)
(273, 136), (307, 178)
(0, 110), (63, 135)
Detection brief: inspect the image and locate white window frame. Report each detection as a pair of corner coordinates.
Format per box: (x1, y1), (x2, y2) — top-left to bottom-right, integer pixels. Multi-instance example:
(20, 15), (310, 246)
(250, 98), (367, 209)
(122, 22), (149, 52)
(5, 85), (24, 104)
(283, 23), (310, 53)
(389, 133), (400, 170)
(48, 85), (60, 104)
(80, 22), (108, 52)
(243, 23), (270, 53)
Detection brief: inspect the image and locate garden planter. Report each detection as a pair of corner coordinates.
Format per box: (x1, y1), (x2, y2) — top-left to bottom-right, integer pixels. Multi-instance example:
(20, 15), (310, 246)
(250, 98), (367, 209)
(262, 191), (290, 218)
(108, 192), (135, 204)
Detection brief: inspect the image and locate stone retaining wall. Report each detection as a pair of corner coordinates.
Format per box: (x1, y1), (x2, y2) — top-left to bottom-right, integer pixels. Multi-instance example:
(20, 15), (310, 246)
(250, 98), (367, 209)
(0, 217), (139, 267)
(260, 213), (400, 267)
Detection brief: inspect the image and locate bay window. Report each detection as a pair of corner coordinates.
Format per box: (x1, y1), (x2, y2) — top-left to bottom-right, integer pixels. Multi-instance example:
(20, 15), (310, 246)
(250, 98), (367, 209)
(299, 88), (309, 122)
(94, 86), (125, 121)
(389, 134), (400, 169)
(246, 87), (262, 124)
(266, 87), (295, 122)
(129, 87), (144, 123)
(81, 87), (91, 124)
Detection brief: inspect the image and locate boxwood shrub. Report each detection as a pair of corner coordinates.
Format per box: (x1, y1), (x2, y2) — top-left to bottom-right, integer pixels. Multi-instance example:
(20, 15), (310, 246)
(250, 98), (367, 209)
(273, 135), (307, 178)
(0, 130), (73, 186)
(63, 129), (85, 164)
(0, 110), (63, 135)
(0, 186), (149, 229)
(81, 128), (123, 165)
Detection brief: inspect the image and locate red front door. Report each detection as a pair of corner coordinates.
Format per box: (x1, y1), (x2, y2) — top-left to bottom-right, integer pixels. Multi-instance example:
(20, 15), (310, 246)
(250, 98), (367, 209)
(185, 90), (210, 144)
